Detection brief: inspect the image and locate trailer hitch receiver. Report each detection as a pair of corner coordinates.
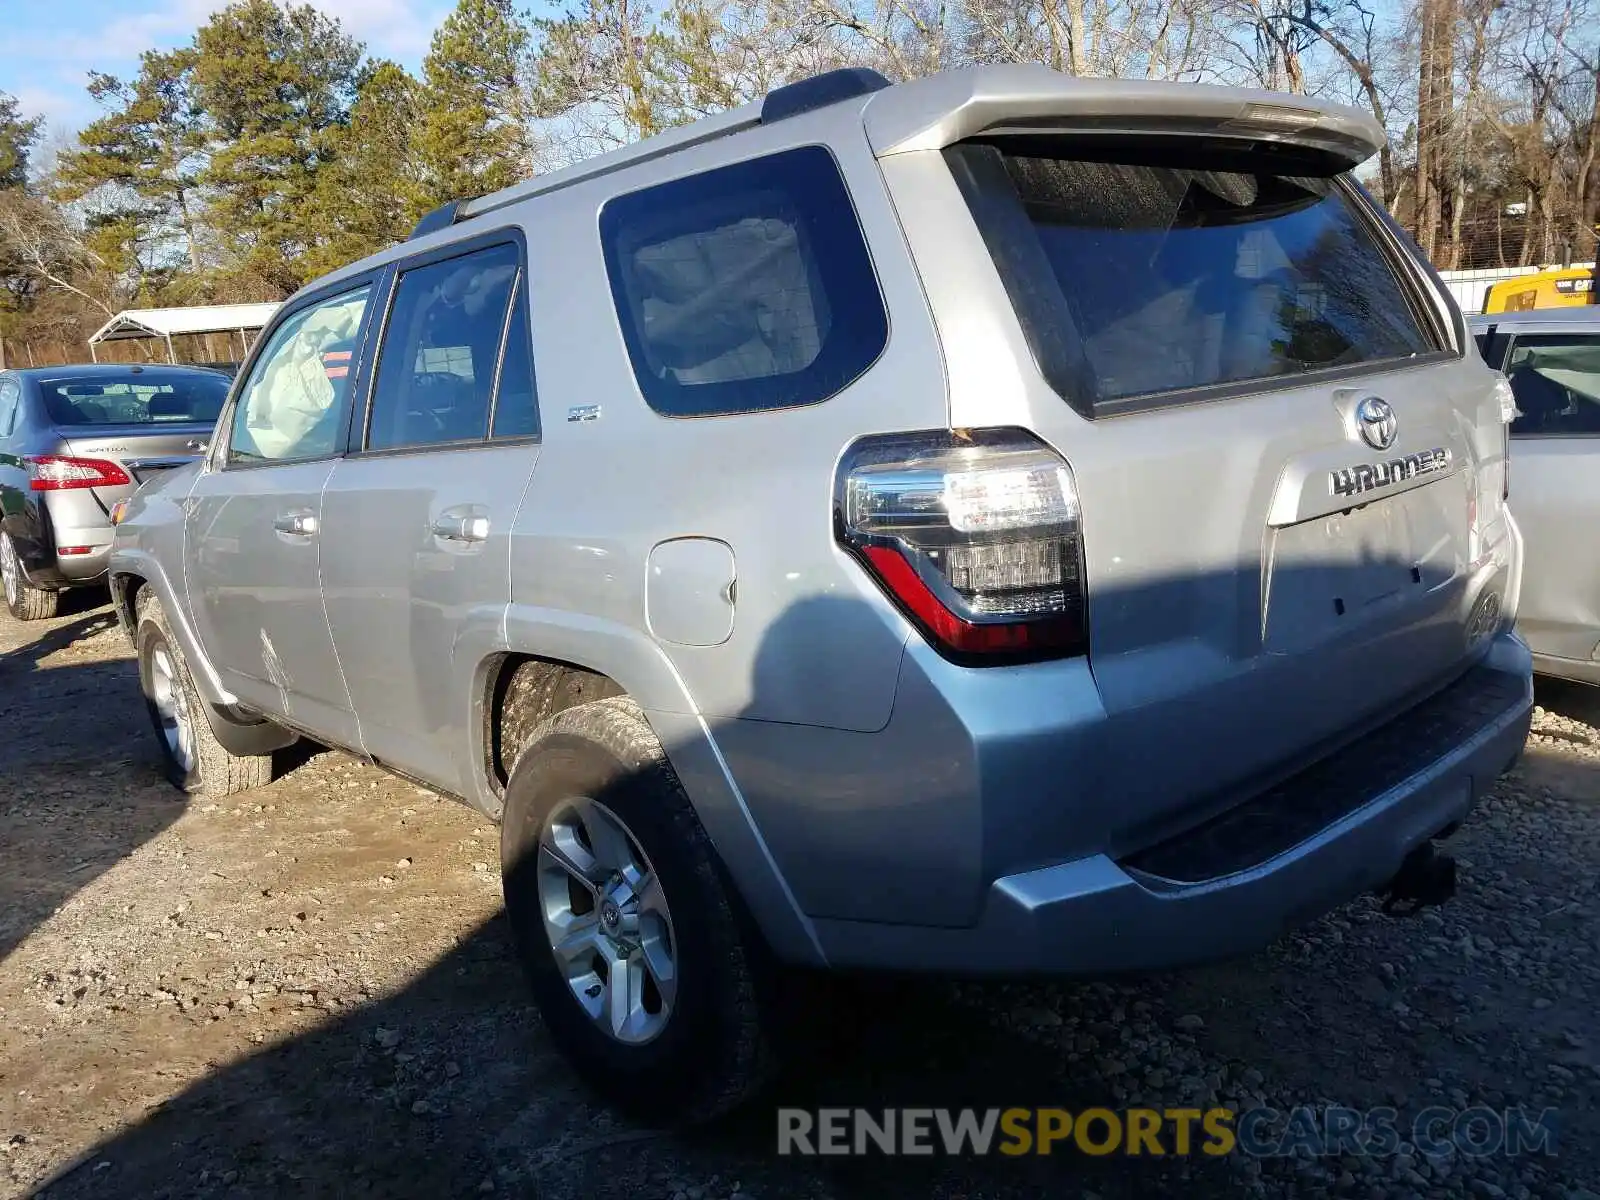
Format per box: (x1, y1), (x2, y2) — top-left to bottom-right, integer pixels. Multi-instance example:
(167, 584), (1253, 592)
(1379, 842), (1457, 916)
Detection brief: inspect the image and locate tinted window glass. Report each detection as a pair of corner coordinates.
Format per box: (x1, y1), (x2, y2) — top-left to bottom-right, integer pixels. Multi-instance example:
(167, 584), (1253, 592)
(1506, 333), (1600, 436)
(600, 146), (887, 417)
(0, 379), (19, 437)
(40, 374), (229, 426)
(229, 286), (372, 464)
(1473, 328), (1508, 369)
(367, 243), (520, 451)
(491, 284), (538, 439)
(947, 144), (1435, 411)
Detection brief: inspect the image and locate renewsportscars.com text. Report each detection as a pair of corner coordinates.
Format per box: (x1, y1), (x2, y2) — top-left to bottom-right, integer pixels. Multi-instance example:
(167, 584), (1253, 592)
(776, 1106), (1558, 1158)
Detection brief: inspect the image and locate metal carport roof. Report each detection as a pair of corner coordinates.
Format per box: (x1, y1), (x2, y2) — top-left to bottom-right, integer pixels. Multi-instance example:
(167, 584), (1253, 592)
(86, 303), (281, 364)
(88, 303), (280, 346)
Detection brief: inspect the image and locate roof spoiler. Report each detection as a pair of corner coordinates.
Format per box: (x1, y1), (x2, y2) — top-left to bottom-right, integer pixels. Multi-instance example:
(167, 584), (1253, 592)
(863, 65), (1384, 168)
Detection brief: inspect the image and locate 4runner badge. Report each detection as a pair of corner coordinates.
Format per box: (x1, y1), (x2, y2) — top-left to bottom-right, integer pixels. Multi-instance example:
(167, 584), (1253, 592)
(1330, 447), (1452, 499)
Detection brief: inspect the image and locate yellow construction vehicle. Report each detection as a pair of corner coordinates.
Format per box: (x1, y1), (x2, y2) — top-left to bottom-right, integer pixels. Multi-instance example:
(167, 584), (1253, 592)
(1482, 265), (1597, 313)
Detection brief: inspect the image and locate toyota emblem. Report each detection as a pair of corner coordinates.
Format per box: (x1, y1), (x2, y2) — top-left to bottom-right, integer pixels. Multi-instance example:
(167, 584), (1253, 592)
(1354, 396), (1398, 450)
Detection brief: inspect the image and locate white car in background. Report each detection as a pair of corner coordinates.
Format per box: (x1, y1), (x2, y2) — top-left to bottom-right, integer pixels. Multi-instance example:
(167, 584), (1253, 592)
(1472, 307), (1600, 684)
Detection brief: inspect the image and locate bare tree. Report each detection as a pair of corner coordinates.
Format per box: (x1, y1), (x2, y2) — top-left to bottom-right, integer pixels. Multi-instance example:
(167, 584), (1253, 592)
(963, 0), (1228, 79)
(1270, 0), (1402, 203)
(0, 189), (117, 320)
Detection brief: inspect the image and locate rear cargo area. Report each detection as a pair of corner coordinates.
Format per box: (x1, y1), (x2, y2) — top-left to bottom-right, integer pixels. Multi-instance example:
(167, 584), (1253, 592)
(877, 100), (1516, 866)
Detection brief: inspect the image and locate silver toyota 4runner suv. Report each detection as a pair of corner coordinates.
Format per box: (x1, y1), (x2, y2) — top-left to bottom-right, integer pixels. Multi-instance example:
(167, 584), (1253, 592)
(110, 65), (1533, 1120)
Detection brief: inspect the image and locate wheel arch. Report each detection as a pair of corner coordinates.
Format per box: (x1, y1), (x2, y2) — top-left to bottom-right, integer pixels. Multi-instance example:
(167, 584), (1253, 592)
(482, 609), (825, 966)
(117, 556), (298, 758)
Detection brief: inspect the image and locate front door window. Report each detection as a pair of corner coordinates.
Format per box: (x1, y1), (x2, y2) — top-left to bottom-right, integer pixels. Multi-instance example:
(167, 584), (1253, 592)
(228, 286), (372, 463)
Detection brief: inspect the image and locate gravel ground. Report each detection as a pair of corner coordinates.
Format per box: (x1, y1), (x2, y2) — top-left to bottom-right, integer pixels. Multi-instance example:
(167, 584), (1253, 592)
(1, 593), (1597, 1200)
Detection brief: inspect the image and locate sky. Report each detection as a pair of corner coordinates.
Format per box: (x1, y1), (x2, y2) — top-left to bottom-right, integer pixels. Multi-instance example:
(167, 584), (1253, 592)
(1, 0), (458, 149)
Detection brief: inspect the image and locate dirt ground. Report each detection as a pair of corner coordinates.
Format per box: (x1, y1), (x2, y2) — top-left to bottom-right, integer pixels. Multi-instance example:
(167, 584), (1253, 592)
(1, 592), (1597, 1200)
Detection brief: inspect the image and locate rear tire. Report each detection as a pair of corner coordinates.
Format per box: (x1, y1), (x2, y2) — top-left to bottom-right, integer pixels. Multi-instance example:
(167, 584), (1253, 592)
(500, 696), (773, 1124)
(136, 590), (272, 796)
(1, 533), (60, 622)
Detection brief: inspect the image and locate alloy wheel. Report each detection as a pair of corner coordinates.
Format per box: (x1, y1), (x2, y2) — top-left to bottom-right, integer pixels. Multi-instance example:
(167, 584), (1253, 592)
(537, 796), (678, 1045)
(148, 643), (196, 775)
(1, 535), (18, 608)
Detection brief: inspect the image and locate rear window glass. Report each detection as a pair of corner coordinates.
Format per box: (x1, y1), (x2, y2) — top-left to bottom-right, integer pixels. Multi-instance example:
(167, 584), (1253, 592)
(40, 375), (230, 426)
(1505, 333), (1600, 436)
(599, 146), (888, 417)
(946, 143), (1437, 413)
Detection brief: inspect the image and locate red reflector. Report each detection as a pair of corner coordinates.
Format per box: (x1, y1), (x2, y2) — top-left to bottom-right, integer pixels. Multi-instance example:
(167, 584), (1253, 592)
(57, 546), (94, 556)
(861, 545), (1082, 656)
(25, 455), (131, 491)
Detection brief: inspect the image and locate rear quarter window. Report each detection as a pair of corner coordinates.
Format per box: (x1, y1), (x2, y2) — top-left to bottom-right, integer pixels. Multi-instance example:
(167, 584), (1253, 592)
(946, 142), (1440, 416)
(599, 146), (888, 418)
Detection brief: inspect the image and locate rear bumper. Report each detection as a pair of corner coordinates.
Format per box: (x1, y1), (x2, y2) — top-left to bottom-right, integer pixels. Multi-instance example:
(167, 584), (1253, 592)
(41, 544), (111, 584)
(808, 630), (1532, 974)
(16, 491), (115, 587)
(14, 536), (110, 588)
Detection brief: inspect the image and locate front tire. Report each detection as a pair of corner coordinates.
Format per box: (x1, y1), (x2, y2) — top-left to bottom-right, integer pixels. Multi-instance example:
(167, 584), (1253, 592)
(501, 696), (773, 1124)
(136, 591), (272, 796)
(1, 533), (60, 622)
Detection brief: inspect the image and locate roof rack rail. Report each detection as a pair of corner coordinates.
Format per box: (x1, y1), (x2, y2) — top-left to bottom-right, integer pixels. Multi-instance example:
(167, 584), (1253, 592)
(409, 199), (465, 241)
(760, 68), (891, 124)
(413, 68), (894, 238)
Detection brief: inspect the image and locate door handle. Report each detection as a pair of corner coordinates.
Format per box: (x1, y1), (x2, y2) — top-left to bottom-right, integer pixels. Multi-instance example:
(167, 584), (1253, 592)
(273, 511), (319, 536)
(432, 514), (490, 543)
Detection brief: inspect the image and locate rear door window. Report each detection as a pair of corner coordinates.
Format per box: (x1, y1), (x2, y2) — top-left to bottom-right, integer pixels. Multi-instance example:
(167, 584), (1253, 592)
(599, 146), (888, 417)
(1505, 333), (1600, 436)
(490, 282), (538, 439)
(365, 242), (522, 451)
(1472, 326), (1508, 368)
(946, 142), (1439, 415)
(0, 378), (19, 437)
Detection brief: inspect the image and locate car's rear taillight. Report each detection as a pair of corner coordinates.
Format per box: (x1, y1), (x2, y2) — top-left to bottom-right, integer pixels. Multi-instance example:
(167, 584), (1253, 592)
(835, 428), (1088, 663)
(25, 455), (130, 491)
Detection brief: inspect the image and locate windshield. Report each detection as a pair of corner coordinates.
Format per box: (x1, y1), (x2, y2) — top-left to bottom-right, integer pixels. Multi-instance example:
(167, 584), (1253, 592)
(946, 142), (1438, 412)
(41, 374), (230, 427)
(1506, 333), (1600, 436)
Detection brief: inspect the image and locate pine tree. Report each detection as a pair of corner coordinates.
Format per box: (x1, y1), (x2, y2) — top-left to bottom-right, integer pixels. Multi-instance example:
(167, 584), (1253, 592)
(532, 0), (668, 160)
(54, 49), (209, 275)
(0, 93), (43, 189)
(303, 61), (428, 275)
(417, 0), (537, 204)
(0, 94), (47, 352)
(190, 0), (364, 294)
